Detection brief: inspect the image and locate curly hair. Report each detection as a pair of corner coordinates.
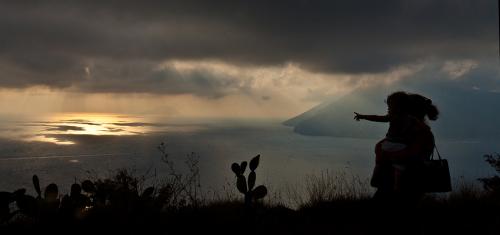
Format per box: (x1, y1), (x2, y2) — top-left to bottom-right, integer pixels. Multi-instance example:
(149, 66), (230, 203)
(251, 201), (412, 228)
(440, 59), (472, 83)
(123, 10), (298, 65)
(408, 93), (439, 121)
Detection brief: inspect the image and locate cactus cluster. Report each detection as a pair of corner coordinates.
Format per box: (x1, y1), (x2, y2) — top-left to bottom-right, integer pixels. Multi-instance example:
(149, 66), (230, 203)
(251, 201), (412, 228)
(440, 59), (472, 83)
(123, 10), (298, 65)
(231, 154), (267, 206)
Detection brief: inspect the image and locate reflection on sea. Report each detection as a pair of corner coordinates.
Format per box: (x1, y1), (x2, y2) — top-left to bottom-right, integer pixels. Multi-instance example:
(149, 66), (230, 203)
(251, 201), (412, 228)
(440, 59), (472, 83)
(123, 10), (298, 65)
(0, 113), (204, 145)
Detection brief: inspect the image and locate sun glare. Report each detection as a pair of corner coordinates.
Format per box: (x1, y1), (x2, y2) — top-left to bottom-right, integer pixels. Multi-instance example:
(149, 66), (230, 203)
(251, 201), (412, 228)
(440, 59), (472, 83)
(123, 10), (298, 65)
(0, 112), (203, 145)
(28, 113), (154, 145)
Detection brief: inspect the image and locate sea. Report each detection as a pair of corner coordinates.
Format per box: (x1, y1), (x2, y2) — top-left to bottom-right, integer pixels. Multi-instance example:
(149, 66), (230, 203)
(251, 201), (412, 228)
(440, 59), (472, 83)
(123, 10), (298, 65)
(0, 113), (497, 202)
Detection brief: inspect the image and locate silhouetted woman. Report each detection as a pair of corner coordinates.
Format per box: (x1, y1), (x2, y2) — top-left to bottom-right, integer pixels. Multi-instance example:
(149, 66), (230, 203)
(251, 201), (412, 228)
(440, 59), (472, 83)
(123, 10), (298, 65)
(354, 92), (439, 205)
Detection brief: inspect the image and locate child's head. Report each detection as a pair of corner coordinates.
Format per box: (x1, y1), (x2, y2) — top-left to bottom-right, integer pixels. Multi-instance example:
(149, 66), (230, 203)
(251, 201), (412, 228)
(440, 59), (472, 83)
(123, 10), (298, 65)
(386, 91), (410, 115)
(409, 94), (439, 121)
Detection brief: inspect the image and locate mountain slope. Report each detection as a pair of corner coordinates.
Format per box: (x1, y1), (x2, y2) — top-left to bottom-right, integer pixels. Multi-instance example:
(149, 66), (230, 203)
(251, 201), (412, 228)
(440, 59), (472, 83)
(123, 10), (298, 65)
(285, 85), (500, 139)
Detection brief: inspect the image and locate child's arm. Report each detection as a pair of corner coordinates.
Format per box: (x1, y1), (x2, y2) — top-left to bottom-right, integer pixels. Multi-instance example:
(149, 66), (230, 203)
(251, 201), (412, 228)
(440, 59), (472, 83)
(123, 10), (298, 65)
(354, 112), (389, 122)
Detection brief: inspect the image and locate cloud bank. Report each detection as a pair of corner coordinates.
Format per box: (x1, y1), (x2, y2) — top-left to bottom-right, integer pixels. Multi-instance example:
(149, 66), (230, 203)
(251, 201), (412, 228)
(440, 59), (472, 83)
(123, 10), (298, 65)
(0, 0), (497, 97)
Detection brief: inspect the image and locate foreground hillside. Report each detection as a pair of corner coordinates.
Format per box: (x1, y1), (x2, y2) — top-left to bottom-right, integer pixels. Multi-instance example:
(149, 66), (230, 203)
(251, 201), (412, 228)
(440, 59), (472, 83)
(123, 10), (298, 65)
(1, 171), (498, 234)
(2, 152), (499, 234)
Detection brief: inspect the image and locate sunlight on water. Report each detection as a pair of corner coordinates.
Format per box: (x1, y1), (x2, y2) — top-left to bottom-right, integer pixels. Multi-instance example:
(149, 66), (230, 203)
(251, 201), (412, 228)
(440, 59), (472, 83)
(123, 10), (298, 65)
(29, 113), (154, 145)
(0, 113), (168, 145)
(0, 112), (209, 146)
(46, 113), (154, 136)
(25, 135), (76, 145)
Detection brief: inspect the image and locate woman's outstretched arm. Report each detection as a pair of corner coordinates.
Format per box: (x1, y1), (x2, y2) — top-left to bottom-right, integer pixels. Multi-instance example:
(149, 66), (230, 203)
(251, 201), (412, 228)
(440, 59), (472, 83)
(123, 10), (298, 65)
(354, 112), (389, 122)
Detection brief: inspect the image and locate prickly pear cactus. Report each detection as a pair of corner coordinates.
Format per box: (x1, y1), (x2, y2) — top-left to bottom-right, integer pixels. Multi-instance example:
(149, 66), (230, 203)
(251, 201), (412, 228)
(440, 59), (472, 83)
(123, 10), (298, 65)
(32, 175), (41, 199)
(231, 155), (267, 206)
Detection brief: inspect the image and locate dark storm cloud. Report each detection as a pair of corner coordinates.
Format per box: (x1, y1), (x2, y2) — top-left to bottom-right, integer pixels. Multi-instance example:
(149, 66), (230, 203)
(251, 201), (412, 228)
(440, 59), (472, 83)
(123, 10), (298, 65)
(0, 0), (497, 94)
(75, 60), (243, 97)
(61, 120), (101, 126)
(110, 122), (161, 127)
(105, 127), (125, 133)
(45, 125), (85, 132)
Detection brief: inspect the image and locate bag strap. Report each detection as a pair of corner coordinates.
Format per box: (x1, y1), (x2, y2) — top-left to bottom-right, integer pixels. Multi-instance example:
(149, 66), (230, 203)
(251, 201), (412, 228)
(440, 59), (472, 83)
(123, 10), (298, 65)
(430, 139), (442, 160)
(418, 119), (442, 161)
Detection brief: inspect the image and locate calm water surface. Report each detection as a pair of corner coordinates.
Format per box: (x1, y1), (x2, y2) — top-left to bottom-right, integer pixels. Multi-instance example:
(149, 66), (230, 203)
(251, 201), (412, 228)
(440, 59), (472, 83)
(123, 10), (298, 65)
(0, 113), (496, 198)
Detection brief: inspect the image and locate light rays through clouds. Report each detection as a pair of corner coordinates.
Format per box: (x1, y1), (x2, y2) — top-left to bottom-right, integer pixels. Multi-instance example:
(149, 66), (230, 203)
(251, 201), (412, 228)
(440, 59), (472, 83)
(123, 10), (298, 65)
(0, 0), (497, 120)
(0, 61), (364, 118)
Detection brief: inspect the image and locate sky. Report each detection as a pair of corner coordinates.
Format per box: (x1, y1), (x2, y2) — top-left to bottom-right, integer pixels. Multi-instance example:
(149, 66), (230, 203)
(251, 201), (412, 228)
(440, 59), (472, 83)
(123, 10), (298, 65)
(0, 0), (498, 119)
(0, 0), (498, 194)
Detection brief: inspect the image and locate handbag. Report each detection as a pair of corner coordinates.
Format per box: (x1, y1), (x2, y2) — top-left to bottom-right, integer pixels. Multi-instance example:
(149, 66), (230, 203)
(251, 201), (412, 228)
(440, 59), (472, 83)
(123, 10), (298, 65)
(421, 145), (452, 192)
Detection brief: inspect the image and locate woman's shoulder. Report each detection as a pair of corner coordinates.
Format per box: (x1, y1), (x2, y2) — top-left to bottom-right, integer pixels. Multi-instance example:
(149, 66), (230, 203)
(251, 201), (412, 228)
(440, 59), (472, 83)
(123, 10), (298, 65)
(403, 114), (427, 127)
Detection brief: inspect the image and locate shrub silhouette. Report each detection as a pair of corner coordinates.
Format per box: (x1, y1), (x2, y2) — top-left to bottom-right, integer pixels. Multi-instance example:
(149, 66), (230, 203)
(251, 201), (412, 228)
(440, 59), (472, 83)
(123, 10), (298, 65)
(2, 147), (500, 233)
(231, 154), (267, 207)
(157, 142), (202, 208)
(478, 153), (500, 197)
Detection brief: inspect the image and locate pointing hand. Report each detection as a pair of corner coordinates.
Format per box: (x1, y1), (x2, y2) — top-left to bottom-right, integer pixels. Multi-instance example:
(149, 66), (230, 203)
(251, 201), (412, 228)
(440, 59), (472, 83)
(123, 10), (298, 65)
(353, 112), (362, 121)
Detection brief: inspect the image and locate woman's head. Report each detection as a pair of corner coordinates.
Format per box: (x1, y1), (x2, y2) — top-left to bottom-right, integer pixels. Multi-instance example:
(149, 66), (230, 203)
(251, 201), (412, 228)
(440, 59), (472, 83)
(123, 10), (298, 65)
(408, 93), (439, 121)
(386, 91), (410, 115)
